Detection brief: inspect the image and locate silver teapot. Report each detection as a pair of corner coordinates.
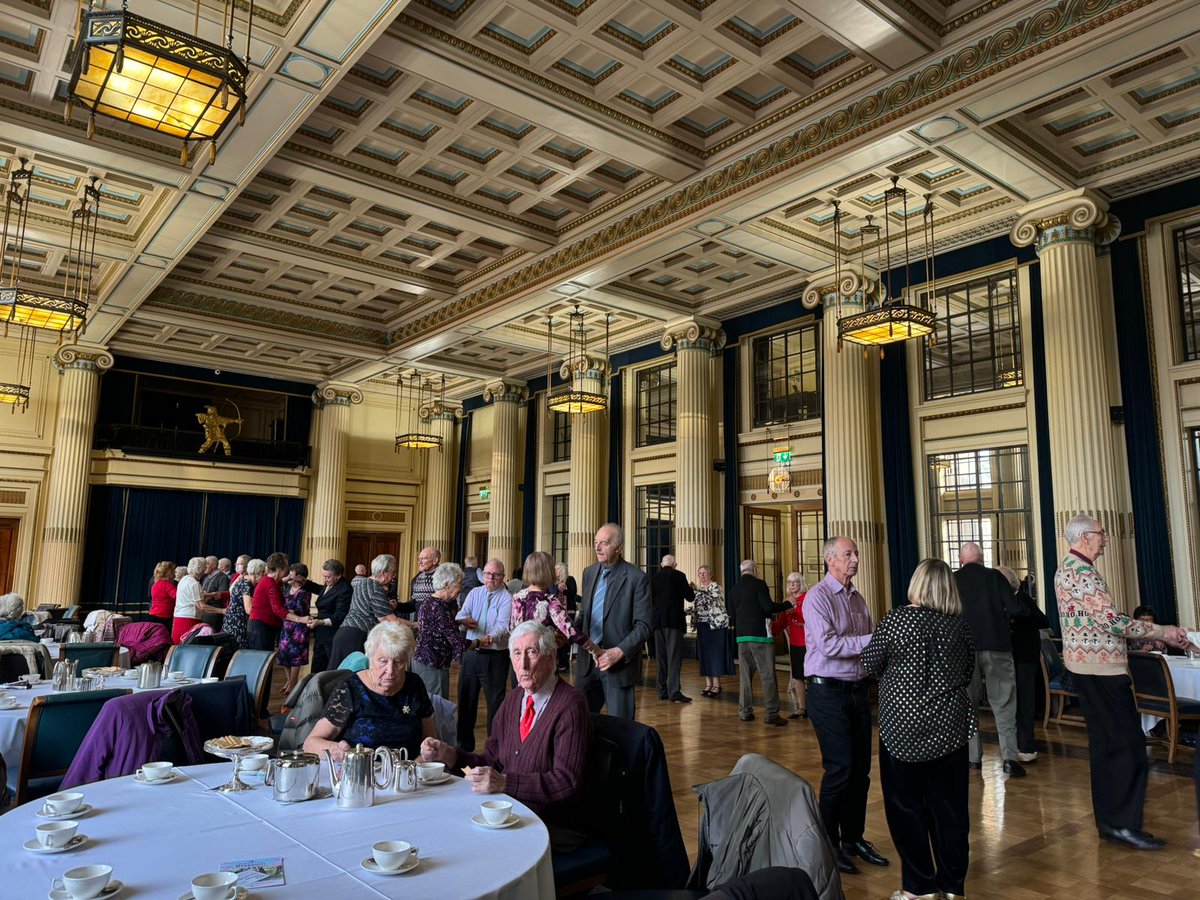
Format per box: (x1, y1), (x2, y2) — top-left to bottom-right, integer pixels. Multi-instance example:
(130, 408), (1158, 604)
(137, 662), (162, 690)
(325, 743), (390, 809)
(265, 751), (321, 803)
(388, 747), (418, 794)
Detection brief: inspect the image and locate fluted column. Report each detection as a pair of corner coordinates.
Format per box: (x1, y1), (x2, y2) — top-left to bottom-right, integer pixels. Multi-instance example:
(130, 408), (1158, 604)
(483, 379), (527, 574)
(417, 401), (463, 558)
(564, 361), (607, 584)
(1012, 191), (1129, 598)
(804, 270), (885, 613)
(36, 344), (113, 604)
(662, 318), (725, 580)
(306, 382), (363, 566)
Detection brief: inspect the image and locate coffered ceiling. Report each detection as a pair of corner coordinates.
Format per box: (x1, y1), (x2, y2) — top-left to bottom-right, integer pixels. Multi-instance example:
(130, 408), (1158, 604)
(1, 0), (1199, 394)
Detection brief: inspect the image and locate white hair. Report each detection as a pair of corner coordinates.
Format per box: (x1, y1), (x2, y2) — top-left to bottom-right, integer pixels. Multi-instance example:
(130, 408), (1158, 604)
(555, 562), (568, 579)
(661, 555), (677, 568)
(246, 558), (266, 576)
(785, 572), (806, 590)
(432, 562), (464, 592)
(187, 557), (206, 578)
(598, 523), (624, 551)
(823, 536), (850, 560)
(0, 592), (25, 620)
(739, 559), (756, 575)
(364, 620), (414, 663)
(509, 620), (557, 657)
(370, 554), (397, 577)
(1064, 514), (1102, 545)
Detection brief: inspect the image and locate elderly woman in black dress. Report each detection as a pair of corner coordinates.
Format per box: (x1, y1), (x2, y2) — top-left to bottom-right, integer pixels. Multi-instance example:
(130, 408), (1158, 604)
(693, 565), (734, 698)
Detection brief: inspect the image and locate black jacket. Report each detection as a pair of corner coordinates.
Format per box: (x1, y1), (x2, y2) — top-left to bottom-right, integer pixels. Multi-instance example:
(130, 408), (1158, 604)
(953, 563), (1021, 652)
(1009, 588), (1048, 663)
(729, 573), (791, 641)
(651, 567), (695, 631)
(303, 577), (353, 631)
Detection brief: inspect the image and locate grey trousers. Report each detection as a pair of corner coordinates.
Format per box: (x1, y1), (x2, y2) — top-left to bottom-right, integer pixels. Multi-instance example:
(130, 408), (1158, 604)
(738, 642), (780, 718)
(412, 661), (449, 700)
(969, 649), (1021, 763)
(654, 627), (683, 698)
(576, 663), (636, 719)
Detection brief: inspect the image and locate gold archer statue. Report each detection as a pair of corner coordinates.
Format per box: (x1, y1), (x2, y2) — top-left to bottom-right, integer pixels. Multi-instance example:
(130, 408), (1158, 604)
(196, 404), (243, 456)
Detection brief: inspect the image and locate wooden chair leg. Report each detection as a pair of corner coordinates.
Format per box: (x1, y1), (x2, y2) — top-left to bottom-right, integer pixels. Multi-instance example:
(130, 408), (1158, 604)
(1167, 717), (1176, 765)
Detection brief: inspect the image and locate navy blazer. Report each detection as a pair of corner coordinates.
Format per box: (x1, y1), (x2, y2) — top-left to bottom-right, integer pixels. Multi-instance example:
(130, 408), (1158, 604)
(574, 557), (652, 687)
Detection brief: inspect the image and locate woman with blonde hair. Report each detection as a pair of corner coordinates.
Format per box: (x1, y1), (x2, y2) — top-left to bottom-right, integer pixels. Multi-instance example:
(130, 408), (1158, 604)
(862, 559), (975, 900)
(771, 572), (808, 717)
(148, 561), (176, 628)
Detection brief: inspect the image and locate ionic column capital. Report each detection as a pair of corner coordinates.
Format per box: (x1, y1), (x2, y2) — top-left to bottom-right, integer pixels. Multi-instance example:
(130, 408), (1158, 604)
(1010, 190), (1121, 252)
(660, 317), (726, 353)
(483, 379), (528, 404)
(420, 399), (465, 423)
(52, 343), (113, 374)
(801, 266), (882, 310)
(312, 382), (364, 408)
(559, 354), (608, 381)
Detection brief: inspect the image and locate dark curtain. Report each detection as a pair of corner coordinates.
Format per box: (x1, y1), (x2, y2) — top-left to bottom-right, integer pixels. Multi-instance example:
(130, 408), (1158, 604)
(722, 346), (741, 585)
(453, 412), (472, 563)
(880, 342), (919, 607)
(202, 494), (279, 560)
(82, 486), (129, 605)
(1110, 238), (1176, 621)
(607, 372), (623, 523)
(521, 403), (539, 560)
(1027, 264), (1061, 631)
(116, 488), (205, 613)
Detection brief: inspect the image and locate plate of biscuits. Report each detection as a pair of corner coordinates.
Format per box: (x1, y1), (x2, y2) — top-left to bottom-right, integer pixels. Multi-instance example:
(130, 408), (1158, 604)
(203, 735), (273, 759)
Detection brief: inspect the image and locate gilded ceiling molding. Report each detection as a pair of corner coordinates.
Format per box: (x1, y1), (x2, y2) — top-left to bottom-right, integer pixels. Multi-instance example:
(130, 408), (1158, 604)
(388, 0), (1152, 347)
(1010, 190), (1121, 251)
(459, 250), (529, 285)
(0, 98), (174, 158)
(166, 274), (386, 322)
(53, 344), (114, 374)
(559, 178), (664, 236)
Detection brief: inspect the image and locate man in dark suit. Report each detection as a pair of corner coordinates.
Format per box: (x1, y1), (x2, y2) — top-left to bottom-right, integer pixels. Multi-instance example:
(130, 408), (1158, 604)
(574, 523), (652, 719)
(651, 555), (695, 703)
(729, 559), (793, 726)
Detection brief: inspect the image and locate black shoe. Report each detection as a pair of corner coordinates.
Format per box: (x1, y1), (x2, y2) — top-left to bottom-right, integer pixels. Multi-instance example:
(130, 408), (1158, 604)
(1002, 760), (1027, 777)
(700, 689), (713, 697)
(843, 839), (889, 867)
(739, 713), (755, 722)
(968, 761), (982, 770)
(657, 693), (669, 701)
(1097, 825), (1166, 850)
(670, 692), (693, 703)
(833, 849), (859, 874)
(763, 715), (788, 727)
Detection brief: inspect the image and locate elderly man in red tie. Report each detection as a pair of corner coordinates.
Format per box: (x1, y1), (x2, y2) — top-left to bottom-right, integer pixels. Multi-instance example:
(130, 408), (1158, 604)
(421, 620), (590, 850)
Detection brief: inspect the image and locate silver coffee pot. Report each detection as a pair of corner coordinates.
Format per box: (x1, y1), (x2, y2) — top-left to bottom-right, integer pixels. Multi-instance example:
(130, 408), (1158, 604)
(325, 743), (390, 809)
(137, 662), (162, 690)
(265, 751), (321, 803)
(388, 747), (418, 794)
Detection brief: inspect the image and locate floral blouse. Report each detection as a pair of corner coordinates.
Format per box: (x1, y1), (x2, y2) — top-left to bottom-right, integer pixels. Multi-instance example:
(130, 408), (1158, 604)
(510, 587), (588, 646)
(693, 583), (729, 629)
(414, 596), (466, 670)
(223, 578), (251, 648)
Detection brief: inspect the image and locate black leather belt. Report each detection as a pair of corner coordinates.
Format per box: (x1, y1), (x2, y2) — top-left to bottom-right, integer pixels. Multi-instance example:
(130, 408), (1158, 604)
(807, 675), (868, 690)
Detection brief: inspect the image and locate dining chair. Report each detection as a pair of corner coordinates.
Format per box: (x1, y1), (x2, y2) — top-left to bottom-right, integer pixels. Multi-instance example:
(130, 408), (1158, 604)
(1039, 637), (1083, 728)
(62, 605), (81, 621)
(1128, 651), (1200, 763)
(165, 644), (220, 679)
(62, 641), (120, 670)
(225, 649), (278, 722)
(16, 688), (130, 806)
(180, 677), (255, 748)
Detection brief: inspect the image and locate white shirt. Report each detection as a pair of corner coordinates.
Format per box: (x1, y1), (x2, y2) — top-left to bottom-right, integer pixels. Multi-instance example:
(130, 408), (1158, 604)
(519, 673), (558, 732)
(174, 575), (202, 619)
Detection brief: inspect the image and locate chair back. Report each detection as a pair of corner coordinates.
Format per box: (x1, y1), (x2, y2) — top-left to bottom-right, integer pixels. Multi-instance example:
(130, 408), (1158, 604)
(0, 653), (32, 681)
(17, 689), (130, 805)
(166, 644), (220, 679)
(63, 605), (81, 621)
(180, 677), (254, 744)
(226, 649), (277, 718)
(62, 642), (119, 670)
(278, 669), (351, 751)
(102, 615), (132, 643)
(1039, 636), (1065, 680)
(1128, 651), (1174, 707)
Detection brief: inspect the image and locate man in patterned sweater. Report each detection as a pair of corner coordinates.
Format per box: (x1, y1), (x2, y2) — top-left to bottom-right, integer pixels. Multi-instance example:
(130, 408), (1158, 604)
(1055, 513), (1189, 851)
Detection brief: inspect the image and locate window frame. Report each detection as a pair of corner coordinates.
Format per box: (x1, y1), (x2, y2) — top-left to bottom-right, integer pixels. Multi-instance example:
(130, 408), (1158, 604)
(750, 322), (822, 429)
(635, 361), (677, 448)
(550, 409), (571, 463)
(550, 494), (569, 568)
(634, 482), (676, 579)
(1174, 221), (1200, 362)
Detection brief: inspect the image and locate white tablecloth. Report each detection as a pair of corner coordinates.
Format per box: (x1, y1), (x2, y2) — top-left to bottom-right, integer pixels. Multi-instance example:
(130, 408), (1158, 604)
(0, 762), (553, 899)
(1140, 656), (1200, 732)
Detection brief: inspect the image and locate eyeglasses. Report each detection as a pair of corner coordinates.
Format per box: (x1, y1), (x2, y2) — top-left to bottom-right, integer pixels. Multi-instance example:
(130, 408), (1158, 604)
(1084, 530), (1107, 537)
(482, 570), (504, 578)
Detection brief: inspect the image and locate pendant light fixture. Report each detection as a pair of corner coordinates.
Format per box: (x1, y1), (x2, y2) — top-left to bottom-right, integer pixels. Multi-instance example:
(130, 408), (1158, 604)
(394, 369), (443, 451)
(546, 303), (610, 415)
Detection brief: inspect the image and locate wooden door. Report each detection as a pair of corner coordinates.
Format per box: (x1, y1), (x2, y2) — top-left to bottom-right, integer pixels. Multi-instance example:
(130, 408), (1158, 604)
(743, 507), (783, 600)
(0, 517), (16, 594)
(473, 532), (489, 565)
(345, 532), (403, 574)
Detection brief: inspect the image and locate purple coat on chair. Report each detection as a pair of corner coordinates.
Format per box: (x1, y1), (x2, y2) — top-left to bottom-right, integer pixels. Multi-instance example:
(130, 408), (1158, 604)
(118, 621), (172, 666)
(60, 689), (203, 788)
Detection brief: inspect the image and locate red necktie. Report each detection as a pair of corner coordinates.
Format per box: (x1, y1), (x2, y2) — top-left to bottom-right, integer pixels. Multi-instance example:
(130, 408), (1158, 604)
(519, 695), (535, 742)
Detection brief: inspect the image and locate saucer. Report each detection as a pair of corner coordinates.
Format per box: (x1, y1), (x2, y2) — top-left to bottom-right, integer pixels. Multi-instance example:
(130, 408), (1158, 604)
(133, 771), (178, 785)
(24, 834), (88, 853)
(177, 887), (248, 900)
(0, 701), (20, 710)
(37, 803), (93, 820)
(417, 773), (451, 786)
(49, 879), (121, 900)
(361, 856), (420, 875)
(471, 813), (519, 829)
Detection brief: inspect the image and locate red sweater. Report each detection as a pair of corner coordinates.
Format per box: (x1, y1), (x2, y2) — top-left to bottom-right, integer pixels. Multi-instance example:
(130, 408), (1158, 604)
(771, 592), (807, 646)
(455, 678), (589, 824)
(149, 580), (176, 618)
(250, 576), (288, 627)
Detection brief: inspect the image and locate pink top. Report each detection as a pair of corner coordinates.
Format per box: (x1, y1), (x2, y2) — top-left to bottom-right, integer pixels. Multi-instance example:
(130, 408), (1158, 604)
(510, 587), (588, 646)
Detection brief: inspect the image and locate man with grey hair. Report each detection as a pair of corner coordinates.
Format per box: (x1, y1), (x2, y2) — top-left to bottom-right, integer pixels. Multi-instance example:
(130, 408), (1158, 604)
(804, 536), (889, 874)
(406, 547), (440, 621)
(574, 523), (652, 719)
(953, 541), (1027, 778)
(200, 555), (232, 629)
(729, 559), (793, 727)
(1056, 513), (1190, 850)
(456, 558), (513, 750)
(651, 554), (695, 703)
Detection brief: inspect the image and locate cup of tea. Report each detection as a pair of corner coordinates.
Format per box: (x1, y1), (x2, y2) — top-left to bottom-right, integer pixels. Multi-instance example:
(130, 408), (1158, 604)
(139, 761), (173, 781)
(36, 820), (79, 848)
(44, 792), (85, 815)
(190, 871), (238, 900)
(480, 800), (513, 824)
(416, 761), (444, 782)
(50, 864), (112, 899)
(372, 840), (418, 871)
(240, 753), (269, 772)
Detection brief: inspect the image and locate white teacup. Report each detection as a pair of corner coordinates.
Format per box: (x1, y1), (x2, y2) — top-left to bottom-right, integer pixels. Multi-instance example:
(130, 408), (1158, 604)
(51, 864), (112, 899)
(480, 800), (513, 824)
(0, 696), (18, 709)
(416, 761), (445, 782)
(199, 676), (219, 684)
(168, 671), (186, 681)
(20, 673), (39, 684)
(36, 820), (79, 848)
(372, 840), (418, 871)
(240, 753), (268, 772)
(123, 669), (138, 678)
(139, 761), (173, 781)
(44, 792), (85, 815)
(190, 871), (238, 900)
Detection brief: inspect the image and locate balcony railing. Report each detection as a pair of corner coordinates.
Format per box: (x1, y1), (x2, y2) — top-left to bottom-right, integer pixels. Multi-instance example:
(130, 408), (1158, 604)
(94, 425), (311, 469)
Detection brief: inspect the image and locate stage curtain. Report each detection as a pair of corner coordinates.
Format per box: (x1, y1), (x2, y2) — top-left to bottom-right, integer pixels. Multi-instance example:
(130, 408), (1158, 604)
(880, 343), (919, 607)
(607, 372), (623, 523)
(721, 346), (741, 585)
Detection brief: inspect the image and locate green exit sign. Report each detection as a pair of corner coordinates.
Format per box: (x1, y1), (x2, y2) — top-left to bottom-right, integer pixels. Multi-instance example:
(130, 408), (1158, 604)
(773, 450), (791, 465)
(479, 487), (491, 500)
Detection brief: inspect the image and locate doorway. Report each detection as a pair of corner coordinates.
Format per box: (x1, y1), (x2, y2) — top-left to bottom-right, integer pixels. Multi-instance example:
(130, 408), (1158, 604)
(743, 508), (782, 599)
(346, 532), (403, 575)
(472, 532), (489, 565)
(0, 517), (17, 594)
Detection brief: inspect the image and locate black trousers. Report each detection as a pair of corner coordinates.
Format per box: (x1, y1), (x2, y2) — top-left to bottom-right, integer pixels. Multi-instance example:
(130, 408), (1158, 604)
(329, 626), (367, 671)
(246, 620), (279, 653)
(1014, 658), (1039, 753)
(311, 626), (335, 673)
(1074, 673), (1147, 831)
(147, 614), (173, 630)
(879, 741), (970, 896)
(807, 679), (873, 845)
(457, 649), (508, 751)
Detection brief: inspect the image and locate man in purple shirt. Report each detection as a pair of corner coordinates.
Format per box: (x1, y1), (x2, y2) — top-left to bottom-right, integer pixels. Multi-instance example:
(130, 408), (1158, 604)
(455, 559), (512, 751)
(804, 535), (889, 875)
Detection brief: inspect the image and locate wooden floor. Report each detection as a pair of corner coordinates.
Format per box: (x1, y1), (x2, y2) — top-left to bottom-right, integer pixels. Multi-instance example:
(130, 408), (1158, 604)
(270, 658), (1200, 898)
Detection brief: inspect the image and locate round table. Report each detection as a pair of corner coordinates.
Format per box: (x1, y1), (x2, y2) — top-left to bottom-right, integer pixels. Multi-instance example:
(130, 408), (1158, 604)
(0, 762), (553, 899)
(1139, 656), (1200, 732)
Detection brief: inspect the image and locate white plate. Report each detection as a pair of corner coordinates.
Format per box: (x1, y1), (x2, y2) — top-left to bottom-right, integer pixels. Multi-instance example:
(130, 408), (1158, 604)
(203, 736), (273, 760)
(24, 834), (88, 853)
(49, 879), (122, 900)
(417, 773), (451, 786)
(361, 856), (420, 875)
(471, 813), (520, 829)
(37, 803), (93, 820)
(0, 701), (20, 710)
(178, 887), (248, 900)
(133, 771), (178, 785)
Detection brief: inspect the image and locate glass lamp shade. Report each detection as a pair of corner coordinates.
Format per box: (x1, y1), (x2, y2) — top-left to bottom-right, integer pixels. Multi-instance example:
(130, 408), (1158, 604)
(838, 304), (936, 347)
(546, 389), (606, 415)
(395, 432), (443, 450)
(68, 9), (248, 142)
(0, 287), (88, 334)
(0, 382), (30, 411)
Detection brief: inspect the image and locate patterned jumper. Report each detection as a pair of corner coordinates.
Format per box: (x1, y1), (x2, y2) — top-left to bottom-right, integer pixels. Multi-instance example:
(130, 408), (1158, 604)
(1054, 550), (1153, 675)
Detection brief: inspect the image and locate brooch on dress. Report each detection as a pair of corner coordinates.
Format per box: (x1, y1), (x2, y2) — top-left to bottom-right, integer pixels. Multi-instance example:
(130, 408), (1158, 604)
(402, 705), (411, 715)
